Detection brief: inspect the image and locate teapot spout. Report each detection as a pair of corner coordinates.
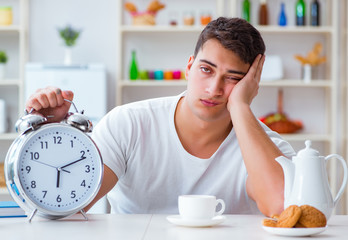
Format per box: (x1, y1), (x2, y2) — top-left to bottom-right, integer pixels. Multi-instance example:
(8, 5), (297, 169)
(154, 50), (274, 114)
(275, 156), (295, 207)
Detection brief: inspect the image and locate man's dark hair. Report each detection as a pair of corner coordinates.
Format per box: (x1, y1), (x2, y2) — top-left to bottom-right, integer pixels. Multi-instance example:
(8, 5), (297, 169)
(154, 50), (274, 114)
(194, 17), (266, 65)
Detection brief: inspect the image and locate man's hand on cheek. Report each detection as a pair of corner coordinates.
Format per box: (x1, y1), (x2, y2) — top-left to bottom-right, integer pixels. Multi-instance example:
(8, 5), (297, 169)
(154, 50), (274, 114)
(227, 54), (265, 112)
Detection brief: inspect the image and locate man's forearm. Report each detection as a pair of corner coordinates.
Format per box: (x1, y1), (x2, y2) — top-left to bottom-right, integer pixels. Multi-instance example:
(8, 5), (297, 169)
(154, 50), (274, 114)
(230, 103), (284, 216)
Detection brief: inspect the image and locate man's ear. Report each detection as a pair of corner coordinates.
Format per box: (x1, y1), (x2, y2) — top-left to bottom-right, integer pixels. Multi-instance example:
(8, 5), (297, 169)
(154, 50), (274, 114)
(185, 55), (195, 80)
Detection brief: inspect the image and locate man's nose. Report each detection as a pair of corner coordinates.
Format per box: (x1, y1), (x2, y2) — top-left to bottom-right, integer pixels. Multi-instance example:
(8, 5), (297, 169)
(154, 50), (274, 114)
(205, 77), (223, 96)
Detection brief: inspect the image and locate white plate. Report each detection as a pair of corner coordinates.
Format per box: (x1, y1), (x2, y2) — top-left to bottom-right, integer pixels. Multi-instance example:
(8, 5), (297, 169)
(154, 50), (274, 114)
(166, 215), (226, 227)
(262, 226), (327, 237)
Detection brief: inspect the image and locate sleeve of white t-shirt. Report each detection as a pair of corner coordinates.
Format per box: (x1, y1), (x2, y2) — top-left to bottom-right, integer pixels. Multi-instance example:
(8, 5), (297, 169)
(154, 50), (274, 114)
(91, 106), (134, 180)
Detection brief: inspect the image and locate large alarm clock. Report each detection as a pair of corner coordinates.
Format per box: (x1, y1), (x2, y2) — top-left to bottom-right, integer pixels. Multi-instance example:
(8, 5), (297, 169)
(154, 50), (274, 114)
(4, 100), (103, 222)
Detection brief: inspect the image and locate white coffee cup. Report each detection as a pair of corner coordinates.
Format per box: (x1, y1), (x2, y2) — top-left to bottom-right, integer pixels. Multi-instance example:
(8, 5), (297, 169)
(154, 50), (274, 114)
(178, 195), (225, 220)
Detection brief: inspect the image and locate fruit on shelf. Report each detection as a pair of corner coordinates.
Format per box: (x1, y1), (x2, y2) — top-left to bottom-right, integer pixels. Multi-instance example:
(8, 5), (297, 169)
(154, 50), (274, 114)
(259, 89), (303, 134)
(260, 112), (303, 134)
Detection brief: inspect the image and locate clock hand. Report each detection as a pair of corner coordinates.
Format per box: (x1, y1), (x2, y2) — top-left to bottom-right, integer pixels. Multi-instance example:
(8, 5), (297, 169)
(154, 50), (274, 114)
(32, 160), (56, 169)
(61, 157), (86, 169)
(31, 160), (70, 173)
(56, 169), (61, 188)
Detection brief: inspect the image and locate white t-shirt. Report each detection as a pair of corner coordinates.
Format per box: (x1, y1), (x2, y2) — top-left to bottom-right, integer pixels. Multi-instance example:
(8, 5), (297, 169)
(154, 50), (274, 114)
(92, 92), (295, 214)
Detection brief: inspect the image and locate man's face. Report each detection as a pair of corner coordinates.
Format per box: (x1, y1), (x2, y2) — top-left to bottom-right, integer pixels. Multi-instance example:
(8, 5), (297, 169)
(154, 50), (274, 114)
(185, 39), (250, 122)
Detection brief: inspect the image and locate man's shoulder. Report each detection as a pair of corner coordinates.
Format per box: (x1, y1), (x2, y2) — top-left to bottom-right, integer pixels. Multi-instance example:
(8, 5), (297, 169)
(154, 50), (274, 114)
(103, 94), (182, 123)
(118, 94), (182, 112)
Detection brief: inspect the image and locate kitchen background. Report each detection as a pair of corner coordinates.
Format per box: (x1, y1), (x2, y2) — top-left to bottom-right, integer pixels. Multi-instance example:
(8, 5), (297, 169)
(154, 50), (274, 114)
(1, 0), (348, 213)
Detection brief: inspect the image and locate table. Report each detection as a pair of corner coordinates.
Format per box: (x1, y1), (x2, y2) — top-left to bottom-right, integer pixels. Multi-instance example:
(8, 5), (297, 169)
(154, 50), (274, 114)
(0, 214), (348, 239)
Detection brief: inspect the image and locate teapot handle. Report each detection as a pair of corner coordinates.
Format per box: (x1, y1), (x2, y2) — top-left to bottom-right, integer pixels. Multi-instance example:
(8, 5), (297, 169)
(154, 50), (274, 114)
(325, 154), (348, 206)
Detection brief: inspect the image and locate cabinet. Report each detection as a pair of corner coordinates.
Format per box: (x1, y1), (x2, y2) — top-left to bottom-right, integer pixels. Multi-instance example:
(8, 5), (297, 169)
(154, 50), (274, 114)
(0, 0), (28, 196)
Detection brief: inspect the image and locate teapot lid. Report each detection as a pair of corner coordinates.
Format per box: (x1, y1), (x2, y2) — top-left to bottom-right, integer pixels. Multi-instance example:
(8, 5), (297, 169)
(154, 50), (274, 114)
(297, 140), (320, 157)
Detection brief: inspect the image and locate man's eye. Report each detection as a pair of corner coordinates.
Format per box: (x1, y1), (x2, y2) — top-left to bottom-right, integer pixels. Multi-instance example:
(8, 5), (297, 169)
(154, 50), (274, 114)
(200, 67), (210, 73)
(225, 76), (241, 82)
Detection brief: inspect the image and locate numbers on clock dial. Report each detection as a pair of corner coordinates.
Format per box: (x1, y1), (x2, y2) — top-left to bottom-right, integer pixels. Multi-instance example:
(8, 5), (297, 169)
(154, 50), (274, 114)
(30, 152), (39, 160)
(17, 125), (101, 212)
(53, 136), (62, 144)
(40, 141), (48, 149)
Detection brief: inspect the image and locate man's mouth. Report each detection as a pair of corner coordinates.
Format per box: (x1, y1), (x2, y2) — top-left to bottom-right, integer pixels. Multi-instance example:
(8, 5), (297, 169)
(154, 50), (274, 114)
(200, 99), (221, 107)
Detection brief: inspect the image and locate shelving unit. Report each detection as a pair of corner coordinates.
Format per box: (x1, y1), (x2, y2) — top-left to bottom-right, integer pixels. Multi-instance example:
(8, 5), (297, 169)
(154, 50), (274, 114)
(116, 0), (338, 150)
(0, 0), (28, 200)
(116, 0), (342, 211)
(116, 0), (226, 105)
(0, 0), (28, 137)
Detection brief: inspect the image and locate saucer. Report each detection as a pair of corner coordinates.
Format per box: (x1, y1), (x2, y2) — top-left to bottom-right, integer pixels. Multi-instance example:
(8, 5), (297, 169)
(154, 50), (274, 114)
(262, 226), (327, 237)
(166, 215), (226, 227)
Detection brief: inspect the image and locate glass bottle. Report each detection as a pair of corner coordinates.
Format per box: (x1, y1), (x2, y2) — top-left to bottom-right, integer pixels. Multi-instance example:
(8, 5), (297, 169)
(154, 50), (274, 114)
(129, 50), (138, 80)
(278, 2), (287, 26)
(295, 0), (306, 26)
(310, 0), (320, 26)
(259, 0), (268, 25)
(242, 0), (250, 22)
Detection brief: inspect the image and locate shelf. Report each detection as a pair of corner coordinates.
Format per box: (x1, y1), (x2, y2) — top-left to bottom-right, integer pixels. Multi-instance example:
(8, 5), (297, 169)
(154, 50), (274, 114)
(120, 25), (333, 34)
(120, 80), (187, 87)
(121, 25), (204, 33)
(0, 25), (22, 32)
(260, 79), (333, 88)
(119, 79), (332, 88)
(0, 80), (21, 86)
(281, 133), (332, 142)
(0, 133), (18, 141)
(256, 26), (334, 34)
(0, 188), (8, 194)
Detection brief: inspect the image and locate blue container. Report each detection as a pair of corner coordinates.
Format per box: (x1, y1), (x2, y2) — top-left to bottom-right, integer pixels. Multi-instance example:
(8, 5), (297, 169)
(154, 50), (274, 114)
(154, 70), (164, 80)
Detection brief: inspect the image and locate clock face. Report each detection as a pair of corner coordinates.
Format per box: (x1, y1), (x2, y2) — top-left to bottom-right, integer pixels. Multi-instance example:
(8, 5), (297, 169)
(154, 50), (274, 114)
(15, 124), (103, 215)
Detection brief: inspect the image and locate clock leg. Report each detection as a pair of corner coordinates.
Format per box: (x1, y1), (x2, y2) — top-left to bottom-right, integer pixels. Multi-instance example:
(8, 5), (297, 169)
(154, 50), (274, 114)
(28, 208), (38, 223)
(80, 209), (88, 221)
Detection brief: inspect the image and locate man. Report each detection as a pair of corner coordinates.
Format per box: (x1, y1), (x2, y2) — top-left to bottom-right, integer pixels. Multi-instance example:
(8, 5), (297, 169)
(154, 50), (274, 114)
(26, 17), (295, 217)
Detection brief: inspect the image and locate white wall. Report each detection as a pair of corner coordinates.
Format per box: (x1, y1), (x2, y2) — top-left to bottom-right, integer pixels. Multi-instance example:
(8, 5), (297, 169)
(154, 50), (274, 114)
(29, 0), (118, 110)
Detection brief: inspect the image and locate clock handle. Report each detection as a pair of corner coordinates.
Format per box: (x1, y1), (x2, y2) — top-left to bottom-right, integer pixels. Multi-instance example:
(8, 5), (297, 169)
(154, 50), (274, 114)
(24, 99), (79, 116)
(64, 99), (79, 113)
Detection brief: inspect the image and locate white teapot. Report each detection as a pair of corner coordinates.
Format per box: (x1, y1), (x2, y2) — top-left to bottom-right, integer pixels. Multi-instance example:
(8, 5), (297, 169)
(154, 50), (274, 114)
(276, 140), (348, 219)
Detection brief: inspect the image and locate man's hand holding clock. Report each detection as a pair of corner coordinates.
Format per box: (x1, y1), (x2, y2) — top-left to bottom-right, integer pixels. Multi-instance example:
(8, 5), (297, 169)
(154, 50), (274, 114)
(25, 87), (74, 123)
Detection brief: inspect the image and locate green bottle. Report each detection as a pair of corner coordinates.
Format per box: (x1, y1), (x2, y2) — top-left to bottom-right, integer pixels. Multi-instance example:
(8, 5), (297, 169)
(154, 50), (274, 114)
(129, 50), (138, 80)
(242, 0), (250, 22)
(296, 0), (306, 26)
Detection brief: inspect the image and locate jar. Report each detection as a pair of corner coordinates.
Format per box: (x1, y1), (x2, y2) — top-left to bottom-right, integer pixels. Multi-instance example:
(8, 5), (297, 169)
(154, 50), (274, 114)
(200, 11), (212, 25)
(169, 11), (178, 26)
(183, 11), (195, 26)
(0, 7), (13, 26)
(164, 70), (173, 80)
(154, 70), (164, 80)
